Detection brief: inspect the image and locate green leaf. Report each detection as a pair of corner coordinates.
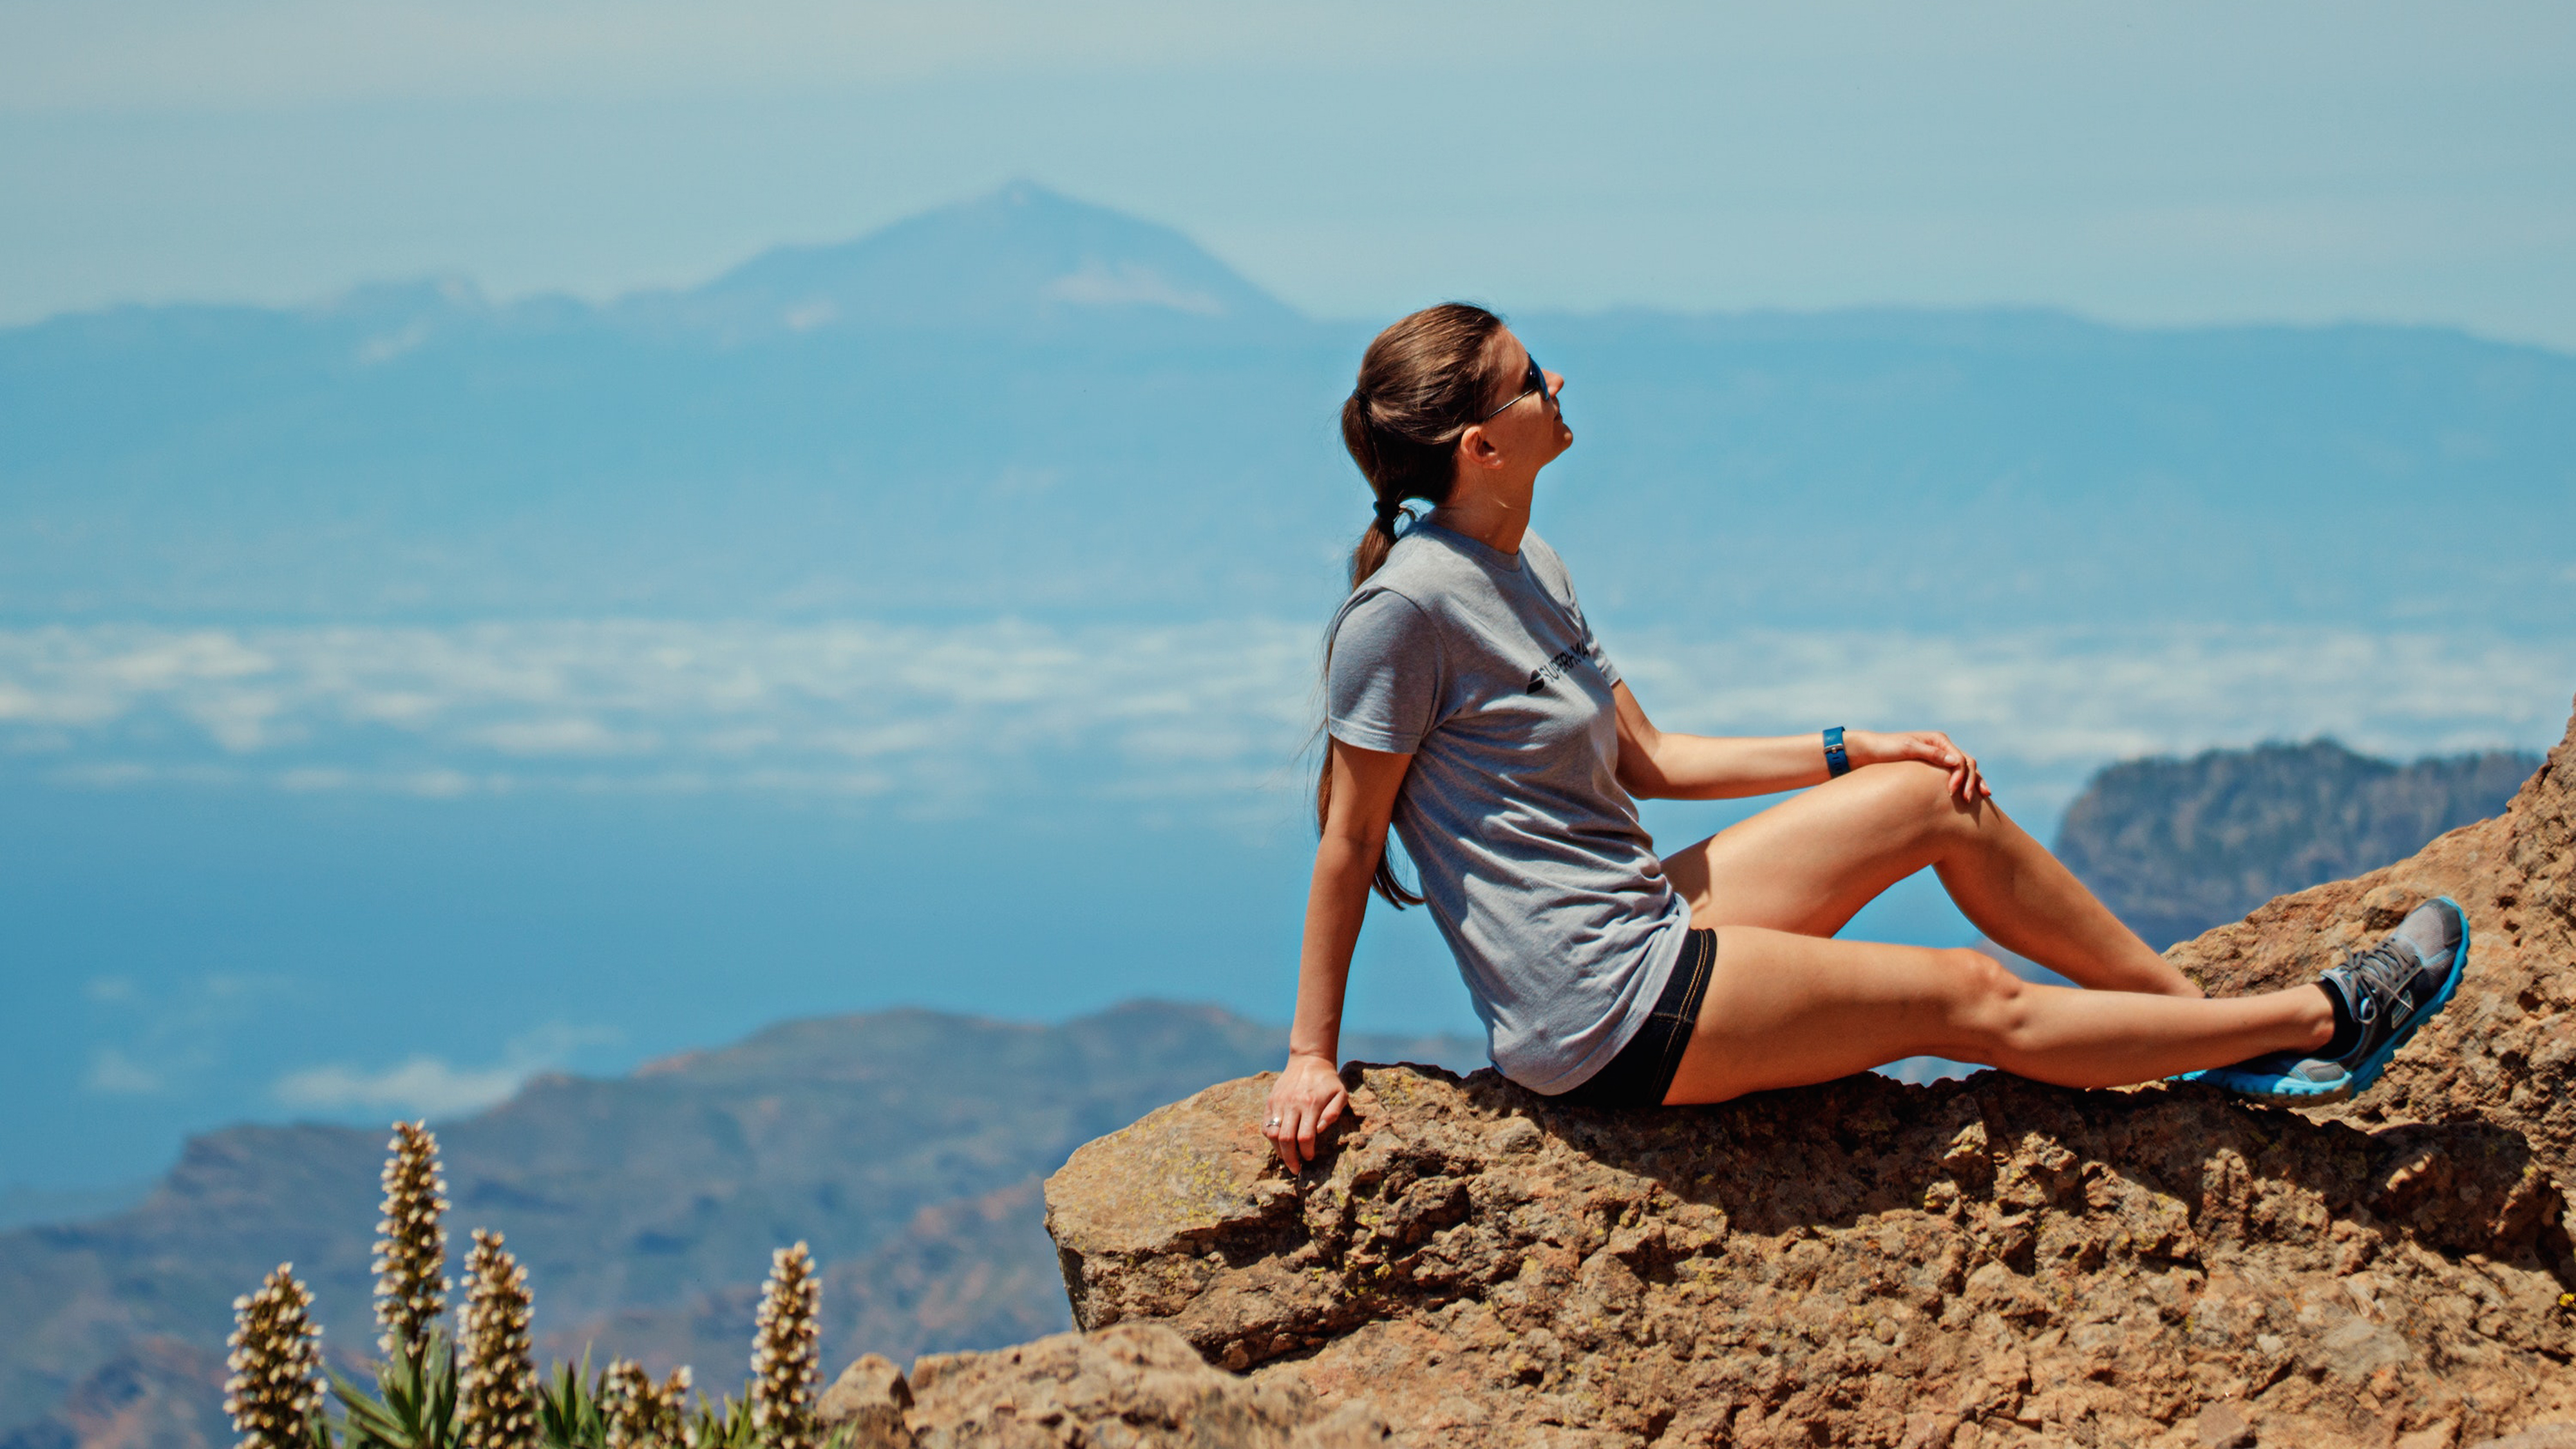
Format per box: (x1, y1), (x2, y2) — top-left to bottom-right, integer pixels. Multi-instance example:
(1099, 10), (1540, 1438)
(334, 1333), (459, 1449)
(536, 1352), (608, 1449)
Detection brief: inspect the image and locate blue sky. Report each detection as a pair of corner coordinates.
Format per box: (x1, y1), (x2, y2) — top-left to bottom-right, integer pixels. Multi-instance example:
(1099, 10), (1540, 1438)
(4, 1), (2572, 343)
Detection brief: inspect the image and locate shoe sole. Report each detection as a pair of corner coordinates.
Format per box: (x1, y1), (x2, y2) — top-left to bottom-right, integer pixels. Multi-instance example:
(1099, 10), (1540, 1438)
(2180, 896), (2470, 1106)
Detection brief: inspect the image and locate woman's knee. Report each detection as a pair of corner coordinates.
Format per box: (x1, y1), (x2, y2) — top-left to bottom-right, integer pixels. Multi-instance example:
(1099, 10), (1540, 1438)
(1931, 947), (2032, 1047)
(1859, 759), (1985, 838)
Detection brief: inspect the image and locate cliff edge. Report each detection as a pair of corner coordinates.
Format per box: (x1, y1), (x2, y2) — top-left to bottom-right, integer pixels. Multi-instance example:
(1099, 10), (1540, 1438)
(1036, 694), (2576, 1448)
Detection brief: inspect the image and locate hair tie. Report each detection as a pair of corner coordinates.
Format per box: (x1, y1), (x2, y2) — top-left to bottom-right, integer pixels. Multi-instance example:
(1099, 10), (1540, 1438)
(1373, 496), (1408, 536)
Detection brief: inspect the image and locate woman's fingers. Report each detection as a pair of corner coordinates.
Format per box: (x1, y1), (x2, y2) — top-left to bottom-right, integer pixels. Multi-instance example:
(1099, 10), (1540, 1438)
(1296, 1088), (1345, 1168)
(1955, 748), (1989, 801)
(1906, 732), (1988, 802)
(1863, 728), (1991, 802)
(1280, 1109), (1311, 1171)
(1264, 1080), (1349, 1173)
(1264, 1085), (1303, 1170)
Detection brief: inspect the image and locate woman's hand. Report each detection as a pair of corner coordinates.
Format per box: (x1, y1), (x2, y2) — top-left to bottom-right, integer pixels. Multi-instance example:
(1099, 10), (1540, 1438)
(1852, 729), (1990, 804)
(1264, 1051), (1349, 1173)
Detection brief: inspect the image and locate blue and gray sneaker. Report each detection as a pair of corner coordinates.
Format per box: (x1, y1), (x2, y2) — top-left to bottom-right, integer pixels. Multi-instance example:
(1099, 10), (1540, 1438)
(2182, 896), (2469, 1104)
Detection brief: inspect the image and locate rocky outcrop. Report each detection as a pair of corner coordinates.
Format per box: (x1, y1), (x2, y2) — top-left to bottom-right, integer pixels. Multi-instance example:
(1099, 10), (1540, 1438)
(1045, 1064), (2570, 1448)
(2171, 709), (2576, 1194)
(1038, 696), (2576, 1448)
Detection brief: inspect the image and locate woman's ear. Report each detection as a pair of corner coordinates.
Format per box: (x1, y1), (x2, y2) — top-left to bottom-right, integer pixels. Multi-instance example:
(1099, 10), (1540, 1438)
(1455, 423), (1504, 472)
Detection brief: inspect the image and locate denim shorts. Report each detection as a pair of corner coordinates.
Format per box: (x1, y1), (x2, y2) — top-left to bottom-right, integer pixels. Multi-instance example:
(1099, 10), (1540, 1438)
(1547, 926), (1716, 1109)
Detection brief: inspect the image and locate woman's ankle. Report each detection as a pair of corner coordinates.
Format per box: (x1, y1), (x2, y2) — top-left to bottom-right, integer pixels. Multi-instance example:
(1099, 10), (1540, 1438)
(2296, 983), (2340, 1050)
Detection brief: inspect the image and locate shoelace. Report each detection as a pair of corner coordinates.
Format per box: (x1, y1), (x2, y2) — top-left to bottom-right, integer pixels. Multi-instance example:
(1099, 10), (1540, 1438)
(2339, 940), (2421, 1030)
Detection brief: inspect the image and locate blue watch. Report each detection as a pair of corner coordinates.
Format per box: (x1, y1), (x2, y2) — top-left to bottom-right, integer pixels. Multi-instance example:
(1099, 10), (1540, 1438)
(1823, 726), (1852, 779)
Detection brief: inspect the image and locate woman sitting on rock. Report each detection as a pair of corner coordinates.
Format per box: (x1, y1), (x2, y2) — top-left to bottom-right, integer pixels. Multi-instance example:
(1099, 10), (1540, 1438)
(1263, 303), (2468, 1171)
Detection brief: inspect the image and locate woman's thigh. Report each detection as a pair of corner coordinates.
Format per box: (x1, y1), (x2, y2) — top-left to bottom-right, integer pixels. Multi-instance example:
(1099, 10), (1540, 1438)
(1662, 923), (1998, 1104)
(1660, 761), (1984, 938)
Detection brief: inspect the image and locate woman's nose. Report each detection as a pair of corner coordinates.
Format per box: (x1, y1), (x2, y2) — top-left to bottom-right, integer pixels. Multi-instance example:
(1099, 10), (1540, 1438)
(1544, 370), (1564, 397)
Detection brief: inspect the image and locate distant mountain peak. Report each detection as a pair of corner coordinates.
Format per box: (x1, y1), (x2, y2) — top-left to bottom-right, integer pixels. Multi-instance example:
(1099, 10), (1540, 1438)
(668, 181), (1298, 337)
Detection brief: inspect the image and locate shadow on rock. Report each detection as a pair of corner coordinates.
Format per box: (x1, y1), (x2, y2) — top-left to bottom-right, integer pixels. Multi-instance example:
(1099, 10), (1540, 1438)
(1047, 1057), (2576, 1448)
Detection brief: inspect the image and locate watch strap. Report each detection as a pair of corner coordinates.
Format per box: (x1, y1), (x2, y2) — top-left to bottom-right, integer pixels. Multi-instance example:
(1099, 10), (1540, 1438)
(1823, 726), (1852, 779)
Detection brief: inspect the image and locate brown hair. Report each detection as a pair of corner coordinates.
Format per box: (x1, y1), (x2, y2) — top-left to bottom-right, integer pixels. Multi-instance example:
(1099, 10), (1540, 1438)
(1319, 302), (1509, 907)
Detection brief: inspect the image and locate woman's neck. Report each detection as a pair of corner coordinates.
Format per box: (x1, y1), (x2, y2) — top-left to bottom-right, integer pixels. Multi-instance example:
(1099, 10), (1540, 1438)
(1432, 487), (1531, 556)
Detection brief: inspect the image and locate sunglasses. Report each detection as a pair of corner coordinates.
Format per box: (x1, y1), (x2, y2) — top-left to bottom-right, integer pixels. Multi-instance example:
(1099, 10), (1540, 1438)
(1477, 352), (1551, 422)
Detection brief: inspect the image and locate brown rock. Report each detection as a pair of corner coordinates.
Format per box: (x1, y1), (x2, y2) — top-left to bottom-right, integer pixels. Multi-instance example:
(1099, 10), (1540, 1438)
(2472, 1426), (2576, 1449)
(2170, 692), (2576, 1193)
(1042, 696), (2576, 1449)
(818, 1352), (914, 1448)
(897, 1322), (1372, 1448)
(2195, 1399), (2254, 1448)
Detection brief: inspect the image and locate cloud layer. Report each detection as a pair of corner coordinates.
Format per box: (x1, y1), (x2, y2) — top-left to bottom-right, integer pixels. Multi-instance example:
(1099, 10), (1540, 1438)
(5, 620), (2567, 819)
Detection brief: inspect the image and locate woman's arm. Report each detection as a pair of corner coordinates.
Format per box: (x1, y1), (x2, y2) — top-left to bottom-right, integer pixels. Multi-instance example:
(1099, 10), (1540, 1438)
(1264, 736), (1413, 1172)
(1611, 683), (1990, 803)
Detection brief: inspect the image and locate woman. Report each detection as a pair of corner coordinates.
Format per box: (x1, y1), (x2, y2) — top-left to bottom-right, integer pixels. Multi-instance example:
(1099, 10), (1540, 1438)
(1262, 303), (2468, 1172)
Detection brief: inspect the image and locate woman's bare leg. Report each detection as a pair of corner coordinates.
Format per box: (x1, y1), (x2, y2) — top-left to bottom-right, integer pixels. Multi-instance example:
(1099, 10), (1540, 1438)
(1663, 926), (2333, 1104)
(1661, 760), (2195, 996)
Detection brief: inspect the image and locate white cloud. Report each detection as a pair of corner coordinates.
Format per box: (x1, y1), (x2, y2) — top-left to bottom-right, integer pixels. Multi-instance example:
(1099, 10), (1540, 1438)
(1, 620), (2566, 819)
(272, 1023), (620, 1119)
(1043, 261), (1224, 316)
(1611, 625), (2576, 768)
(274, 1057), (526, 1117)
(84, 1048), (163, 1095)
(76, 971), (296, 1099)
(471, 717), (653, 756)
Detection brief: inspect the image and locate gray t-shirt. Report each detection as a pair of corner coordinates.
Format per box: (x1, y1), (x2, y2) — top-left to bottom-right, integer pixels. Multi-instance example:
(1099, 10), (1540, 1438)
(1325, 520), (1690, 1095)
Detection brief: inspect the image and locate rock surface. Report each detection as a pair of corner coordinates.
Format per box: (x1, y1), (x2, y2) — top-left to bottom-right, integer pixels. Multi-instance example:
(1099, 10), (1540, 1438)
(2170, 702), (2576, 1197)
(819, 1353), (913, 1448)
(817, 1321), (1388, 1448)
(1039, 696), (2576, 1447)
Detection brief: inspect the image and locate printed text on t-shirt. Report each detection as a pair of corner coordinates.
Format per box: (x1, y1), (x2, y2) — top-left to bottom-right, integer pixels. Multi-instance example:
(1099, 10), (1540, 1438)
(1526, 649), (1581, 694)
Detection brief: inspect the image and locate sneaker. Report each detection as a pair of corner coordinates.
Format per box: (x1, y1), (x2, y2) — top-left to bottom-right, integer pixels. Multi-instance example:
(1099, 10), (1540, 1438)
(2181, 896), (2470, 1105)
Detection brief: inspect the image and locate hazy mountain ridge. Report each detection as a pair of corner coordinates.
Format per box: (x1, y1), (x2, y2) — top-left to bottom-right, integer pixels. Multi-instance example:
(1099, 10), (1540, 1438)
(650, 180), (1303, 338)
(2054, 739), (2541, 949)
(0, 1002), (1481, 1449)
(4, 185), (2570, 631)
